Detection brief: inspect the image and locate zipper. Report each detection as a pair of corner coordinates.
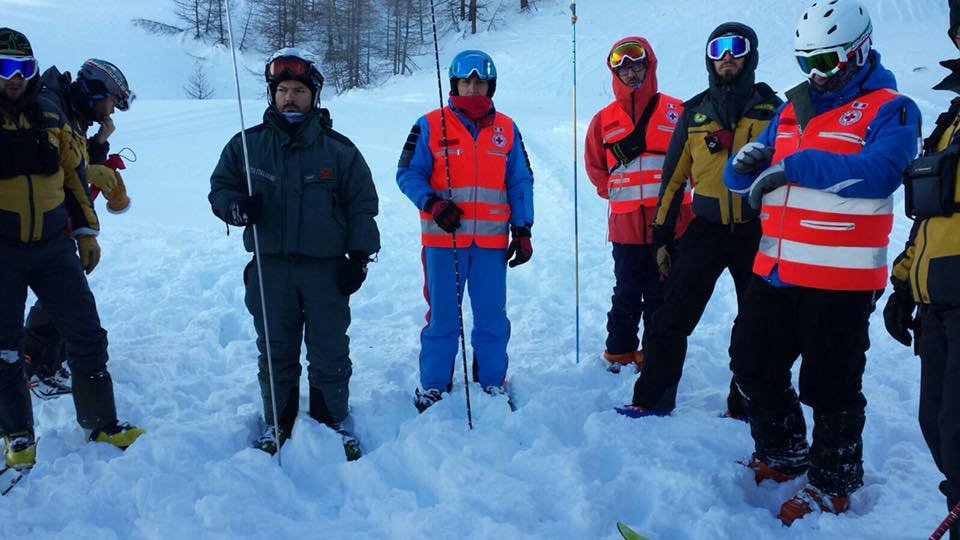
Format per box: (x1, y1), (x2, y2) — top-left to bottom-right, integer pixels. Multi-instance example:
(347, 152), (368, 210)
(473, 125), (480, 241)
(26, 173), (36, 242)
(913, 219), (930, 303)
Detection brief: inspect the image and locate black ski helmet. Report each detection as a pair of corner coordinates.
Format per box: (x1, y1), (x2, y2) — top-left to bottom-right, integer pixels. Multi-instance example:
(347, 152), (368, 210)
(265, 47), (324, 109)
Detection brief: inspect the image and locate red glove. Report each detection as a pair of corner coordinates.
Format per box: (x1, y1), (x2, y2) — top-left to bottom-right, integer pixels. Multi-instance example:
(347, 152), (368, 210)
(425, 196), (463, 233)
(506, 226), (532, 267)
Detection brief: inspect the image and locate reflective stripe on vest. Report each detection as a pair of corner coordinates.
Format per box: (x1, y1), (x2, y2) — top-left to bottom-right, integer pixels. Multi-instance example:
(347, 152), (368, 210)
(421, 108), (514, 248)
(599, 95), (687, 213)
(756, 88), (899, 290)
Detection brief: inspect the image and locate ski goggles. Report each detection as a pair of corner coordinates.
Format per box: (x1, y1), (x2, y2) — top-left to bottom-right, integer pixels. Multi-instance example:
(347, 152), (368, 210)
(449, 52), (496, 80)
(78, 77), (134, 111)
(707, 35), (750, 60)
(0, 55), (38, 80)
(795, 26), (871, 78)
(267, 56), (311, 79)
(608, 42), (646, 69)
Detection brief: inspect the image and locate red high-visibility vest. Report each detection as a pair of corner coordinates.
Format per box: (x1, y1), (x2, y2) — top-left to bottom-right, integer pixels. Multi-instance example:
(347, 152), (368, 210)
(755, 88), (899, 291)
(421, 107), (514, 249)
(599, 94), (688, 213)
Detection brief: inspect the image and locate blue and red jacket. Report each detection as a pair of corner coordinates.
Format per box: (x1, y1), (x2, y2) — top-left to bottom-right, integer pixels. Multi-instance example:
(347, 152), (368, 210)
(724, 50), (922, 289)
(396, 99), (534, 247)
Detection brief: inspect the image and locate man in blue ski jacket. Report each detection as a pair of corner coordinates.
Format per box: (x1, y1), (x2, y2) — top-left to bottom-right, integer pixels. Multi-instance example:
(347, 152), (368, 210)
(396, 50), (534, 412)
(723, 0), (921, 526)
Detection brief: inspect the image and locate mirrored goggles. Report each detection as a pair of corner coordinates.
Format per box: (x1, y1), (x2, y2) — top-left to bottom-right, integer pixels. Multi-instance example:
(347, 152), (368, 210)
(707, 35), (750, 60)
(267, 57), (311, 79)
(0, 56), (38, 80)
(608, 42), (646, 69)
(449, 53), (496, 80)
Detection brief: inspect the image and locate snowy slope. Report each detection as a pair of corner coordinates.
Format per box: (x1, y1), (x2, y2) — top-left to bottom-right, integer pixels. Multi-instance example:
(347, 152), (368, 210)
(0, 0), (953, 538)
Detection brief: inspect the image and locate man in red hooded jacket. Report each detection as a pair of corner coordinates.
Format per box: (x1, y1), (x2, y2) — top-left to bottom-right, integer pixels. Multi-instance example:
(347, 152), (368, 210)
(585, 37), (692, 371)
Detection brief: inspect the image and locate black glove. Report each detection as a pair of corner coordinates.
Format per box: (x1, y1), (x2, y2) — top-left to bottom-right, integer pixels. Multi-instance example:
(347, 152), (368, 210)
(337, 251), (369, 295)
(883, 281), (916, 347)
(732, 142), (774, 174)
(230, 193), (263, 226)
(748, 162), (788, 210)
(425, 195), (464, 233)
(604, 125), (647, 167)
(505, 225), (532, 268)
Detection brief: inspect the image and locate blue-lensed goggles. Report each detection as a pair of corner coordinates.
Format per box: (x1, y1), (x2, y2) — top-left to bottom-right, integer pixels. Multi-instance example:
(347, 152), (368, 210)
(449, 53), (496, 80)
(0, 56), (38, 80)
(707, 35), (750, 61)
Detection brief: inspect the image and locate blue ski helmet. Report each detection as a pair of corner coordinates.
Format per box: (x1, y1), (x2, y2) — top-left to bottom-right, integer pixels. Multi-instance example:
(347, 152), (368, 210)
(449, 50), (496, 97)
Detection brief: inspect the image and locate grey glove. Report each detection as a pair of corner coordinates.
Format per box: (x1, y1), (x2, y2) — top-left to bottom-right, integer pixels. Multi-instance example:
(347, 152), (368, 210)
(748, 162), (788, 210)
(732, 142), (774, 174)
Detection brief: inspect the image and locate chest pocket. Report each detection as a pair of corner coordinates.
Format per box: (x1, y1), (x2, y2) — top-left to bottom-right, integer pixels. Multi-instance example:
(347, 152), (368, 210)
(0, 127), (59, 177)
(303, 166), (345, 230)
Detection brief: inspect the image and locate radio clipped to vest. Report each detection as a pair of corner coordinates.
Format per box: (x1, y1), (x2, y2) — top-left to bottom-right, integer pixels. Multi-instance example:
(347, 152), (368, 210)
(904, 144), (960, 219)
(0, 127), (59, 178)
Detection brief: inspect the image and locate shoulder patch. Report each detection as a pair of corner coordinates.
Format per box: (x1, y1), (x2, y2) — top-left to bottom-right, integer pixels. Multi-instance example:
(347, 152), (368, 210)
(692, 112), (709, 124)
(753, 103), (776, 112)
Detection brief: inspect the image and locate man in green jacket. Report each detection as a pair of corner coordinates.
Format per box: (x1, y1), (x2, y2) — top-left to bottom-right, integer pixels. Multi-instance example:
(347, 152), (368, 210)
(209, 48), (380, 458)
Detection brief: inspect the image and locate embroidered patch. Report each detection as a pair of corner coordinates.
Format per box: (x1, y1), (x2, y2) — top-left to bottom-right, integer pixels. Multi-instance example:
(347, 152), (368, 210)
(851, 101), (868, 109)
(493, 126), (504, 132)
(492, 133), (507, 147)
(754, 103), (776, 111)
(665, 109), (680, 124)
(319, 167), (334, 179)
(839, 110), (862, 126)
(692, 112), (708, 123)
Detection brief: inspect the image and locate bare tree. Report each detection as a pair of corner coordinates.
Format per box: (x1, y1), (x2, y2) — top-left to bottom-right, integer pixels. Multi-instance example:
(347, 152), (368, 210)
(184, 61), (215, 99)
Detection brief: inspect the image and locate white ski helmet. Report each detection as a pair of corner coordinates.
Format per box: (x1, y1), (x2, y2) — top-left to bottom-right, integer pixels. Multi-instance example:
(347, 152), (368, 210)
(794, 0), (872, 78)
(265, 47), (324, 109)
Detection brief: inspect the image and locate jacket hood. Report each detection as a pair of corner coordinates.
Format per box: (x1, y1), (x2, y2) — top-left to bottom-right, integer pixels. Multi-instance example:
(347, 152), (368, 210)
(608, 36), (658, 120)
(706, 22), (758, 93)
(935, 58), (960, 94)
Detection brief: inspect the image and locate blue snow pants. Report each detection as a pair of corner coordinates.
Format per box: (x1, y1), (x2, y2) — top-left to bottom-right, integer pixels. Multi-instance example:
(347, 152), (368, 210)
(419, 245), (510, 391)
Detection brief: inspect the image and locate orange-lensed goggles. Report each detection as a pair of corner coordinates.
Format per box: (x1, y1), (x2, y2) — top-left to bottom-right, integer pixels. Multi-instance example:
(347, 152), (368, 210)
(608, 42), (646, 69)
(267, 57), (310, 79)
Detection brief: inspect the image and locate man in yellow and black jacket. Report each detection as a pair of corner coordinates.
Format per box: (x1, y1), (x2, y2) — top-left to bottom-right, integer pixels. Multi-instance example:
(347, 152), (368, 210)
(0, 28), (142, 472)
(885, 4), (960, 536)
(619, 22), (781, 418)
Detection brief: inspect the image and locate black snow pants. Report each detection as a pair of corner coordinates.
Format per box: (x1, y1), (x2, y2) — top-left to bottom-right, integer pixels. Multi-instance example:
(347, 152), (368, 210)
(631, 217), (760, 414)
(244, 255), (352, 432)
(605, 243), (664, 356)
(0, 237), (117, 434)
(918, 305), (960, 539)
(730, 275), (878, 496)
(23, 301), (67, 379)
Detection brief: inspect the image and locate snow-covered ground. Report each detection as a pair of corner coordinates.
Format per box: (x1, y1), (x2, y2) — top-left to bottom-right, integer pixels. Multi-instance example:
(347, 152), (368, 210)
(0, 0), (952, 538)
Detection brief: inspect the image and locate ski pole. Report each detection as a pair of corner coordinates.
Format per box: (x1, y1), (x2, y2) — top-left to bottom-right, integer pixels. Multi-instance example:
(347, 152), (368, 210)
(223, 0), (284, 463)
(929, 500), (960, 540)
(428, 0), (473, 430)
(571, 0), (581, 364)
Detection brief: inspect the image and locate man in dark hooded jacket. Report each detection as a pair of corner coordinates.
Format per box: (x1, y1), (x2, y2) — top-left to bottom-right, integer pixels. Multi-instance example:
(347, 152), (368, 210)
(618, 23), (781, 417)
(584, 36), (692, 373)
(209, 48), (380, 458)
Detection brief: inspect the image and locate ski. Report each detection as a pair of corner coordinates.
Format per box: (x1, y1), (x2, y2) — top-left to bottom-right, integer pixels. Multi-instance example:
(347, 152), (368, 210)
(0, 467), (27, 496)
(616, 521), (651, 540)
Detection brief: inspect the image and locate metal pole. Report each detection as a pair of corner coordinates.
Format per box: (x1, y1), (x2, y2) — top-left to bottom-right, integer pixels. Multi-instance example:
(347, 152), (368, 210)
(428, 0), (473, 430)
(223, 0), (283, 463)
(571, 0), (581, 364)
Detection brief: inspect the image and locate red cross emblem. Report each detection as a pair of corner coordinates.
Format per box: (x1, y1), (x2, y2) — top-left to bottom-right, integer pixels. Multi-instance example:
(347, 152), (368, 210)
(492, 134), (507, 147)
(839, 110), (862, 126)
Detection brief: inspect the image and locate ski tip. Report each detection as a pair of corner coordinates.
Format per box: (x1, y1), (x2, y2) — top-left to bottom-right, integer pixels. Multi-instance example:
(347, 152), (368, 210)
(616, 521), (651, 540)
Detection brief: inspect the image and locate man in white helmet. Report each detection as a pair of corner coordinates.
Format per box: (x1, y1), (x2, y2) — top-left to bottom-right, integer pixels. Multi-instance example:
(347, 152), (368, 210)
(209, 48), (380, 459)
(724, 0), (922, 525)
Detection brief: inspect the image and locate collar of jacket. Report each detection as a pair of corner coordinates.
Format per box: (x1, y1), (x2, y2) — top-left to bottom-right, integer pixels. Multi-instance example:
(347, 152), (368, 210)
(799, 50), (897, 114)
(263, 107), (332, 146)
(686, 82), (777, 123)
(935, 58), (960, 94)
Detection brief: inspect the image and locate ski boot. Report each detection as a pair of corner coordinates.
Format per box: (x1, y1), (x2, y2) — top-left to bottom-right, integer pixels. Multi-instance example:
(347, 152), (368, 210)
(603, 350), (644, 373)
(778, 483), (850, 526)
(88, 421), (145, 450)
(253, 425), (287, 455)
(744, 457), (800, 484)
(615, 404), (668, 418)
(4, 431), (36, 471)
(414, 388), (443, 413)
